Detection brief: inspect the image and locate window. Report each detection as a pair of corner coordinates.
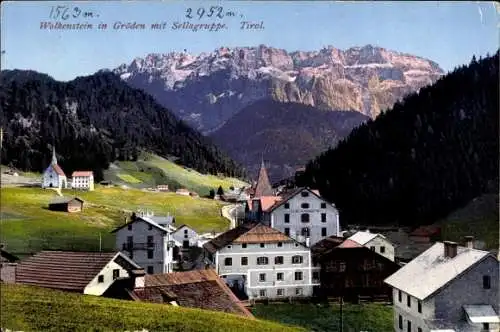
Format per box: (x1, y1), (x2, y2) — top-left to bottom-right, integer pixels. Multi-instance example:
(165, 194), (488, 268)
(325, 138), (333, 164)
(301, 203), (309, 209)
(147, 235), (154, 245)
(226, 245), (232, 249)
(398, 315), (403, 329)
(370, 246), (375, 251)
(398, 290), (402, 302)
(277, 242), (283, 247)
(259, 289), (266, 297)
(284, 214), (290, 223)
(321, 203), (326, 209)
(292, 255), (303, 264)
(284, 203), (290, 209)
(301, 191), (309, 197)
(259, 273), (266, 282)
(417, 328), (422, 332)
(98, 275), (104, 283)
(418, 301), (422, 313)
(284, 228), (290, 236)
(321, 227), (327, 236)
(224, 257), (232, 266)
(260, 243), (265, 248)
(380, 246), (386, 253)
(483, 323), (490, 330)
(276, 272), (284, 281)
(112, 269), (120, 280)
(184, 229), (188, 234)
(242, 243), (247, 249)
(257, 257), (269, 265)
(275, 256), (284, 264)
(321, 213), (327, 222)
(301, 227), (310, 237)
(407, 295), (411, 307)
(407, 320), (411, 332)
(147, 250), (154, 259)
(312, 271), (320, 280)
(241, 257), (248, 265)
(295, 271), (303, 280)
(277, 288), (284, 296)
(295, 288), (303, 295)
(128, 224), (132, 231)
(483, 275), (491, 289)
(301, 213), (310, 223)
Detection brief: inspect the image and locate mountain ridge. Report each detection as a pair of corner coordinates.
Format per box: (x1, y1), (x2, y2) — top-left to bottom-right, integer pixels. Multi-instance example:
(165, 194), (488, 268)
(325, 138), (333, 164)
(112, 44), (444, 133)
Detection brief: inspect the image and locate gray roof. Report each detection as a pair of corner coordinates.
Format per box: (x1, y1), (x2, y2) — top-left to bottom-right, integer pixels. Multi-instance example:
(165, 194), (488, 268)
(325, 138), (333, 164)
(111, 215), (175, 234)
(49, 196), (83, 204)
(384, 242), (493, 300)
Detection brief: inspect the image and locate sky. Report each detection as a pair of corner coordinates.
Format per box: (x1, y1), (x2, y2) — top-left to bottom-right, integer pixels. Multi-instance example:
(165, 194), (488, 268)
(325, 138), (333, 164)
(1, 1), (498, 81)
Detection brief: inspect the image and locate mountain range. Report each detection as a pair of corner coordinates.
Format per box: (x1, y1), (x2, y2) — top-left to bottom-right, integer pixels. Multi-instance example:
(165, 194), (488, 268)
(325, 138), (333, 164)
(112, 44), (444, 135)
(0, 70), (243, 180)
(210, 99), (369, 181)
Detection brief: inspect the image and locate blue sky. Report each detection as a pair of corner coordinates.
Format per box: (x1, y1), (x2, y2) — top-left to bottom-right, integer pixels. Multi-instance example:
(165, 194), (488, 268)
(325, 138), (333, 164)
(1, 1), (498, 81)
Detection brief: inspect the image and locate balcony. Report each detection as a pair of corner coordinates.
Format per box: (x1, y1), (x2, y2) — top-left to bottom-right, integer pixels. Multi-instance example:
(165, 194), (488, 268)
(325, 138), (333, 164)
(122, 242), (155, 251)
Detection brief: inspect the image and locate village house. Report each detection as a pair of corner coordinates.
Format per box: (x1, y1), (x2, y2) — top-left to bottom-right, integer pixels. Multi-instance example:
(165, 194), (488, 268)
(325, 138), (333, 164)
(14, 250), (143, 296)
(156, 184), (169, 192)
(112, 211), (176, 275)
(42, 147), (68, 189)
(104, 269), (253, 318)
(243, 162), (341, 247)
(171, 224), (199, 249)
(175, 188), (190, 196)
(311, 236), (400, 302)
(71, 171), (95, 191)
(48, 196), (84, 213)
(203, 223), (320, 300)
(384, 238), (499, 332)
(348, 230), (396, 262)
(0, 247), (19, 283)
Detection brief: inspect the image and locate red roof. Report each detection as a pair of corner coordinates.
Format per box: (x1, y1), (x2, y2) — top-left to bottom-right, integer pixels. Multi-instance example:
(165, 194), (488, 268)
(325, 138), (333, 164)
(72, 171), (93, 177)
(247, 196), (282, 212)
(337, 239), (364, 248)
(135, 269), (253, 317)
(51, 164), (66, 177)
(410, 225), (441, 237)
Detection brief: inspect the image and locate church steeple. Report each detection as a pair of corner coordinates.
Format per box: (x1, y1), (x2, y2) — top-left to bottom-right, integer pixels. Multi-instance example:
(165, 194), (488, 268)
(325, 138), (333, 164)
(51, 146), (58, 165)
(253, 157), (274, 198)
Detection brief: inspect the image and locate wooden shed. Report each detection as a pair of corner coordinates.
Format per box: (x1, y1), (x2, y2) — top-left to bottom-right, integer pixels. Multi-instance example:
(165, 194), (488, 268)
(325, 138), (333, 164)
(48, 197), (84, 213)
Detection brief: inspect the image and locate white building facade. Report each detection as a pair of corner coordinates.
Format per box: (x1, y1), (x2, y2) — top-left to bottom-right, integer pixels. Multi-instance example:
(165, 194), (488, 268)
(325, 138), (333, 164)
(204, 224), (320, 300)
(385, 240), (499, 332)
(172, 225), (199, 249)
(348, 231), (395, 262)
(112, 214), (176, 275)
(268, 188), (341, 247)
(71, 171), (95, 191)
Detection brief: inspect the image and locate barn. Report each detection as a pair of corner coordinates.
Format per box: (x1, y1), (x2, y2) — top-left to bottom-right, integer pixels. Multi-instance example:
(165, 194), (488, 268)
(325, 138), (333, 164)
(48, 197), (84, 213)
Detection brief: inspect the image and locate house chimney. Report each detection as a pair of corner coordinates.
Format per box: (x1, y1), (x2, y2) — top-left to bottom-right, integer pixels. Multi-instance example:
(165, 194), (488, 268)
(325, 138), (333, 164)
(132, 269), (146, 289)
(464, 236), (474, 249)
(444, 241), (458, 258)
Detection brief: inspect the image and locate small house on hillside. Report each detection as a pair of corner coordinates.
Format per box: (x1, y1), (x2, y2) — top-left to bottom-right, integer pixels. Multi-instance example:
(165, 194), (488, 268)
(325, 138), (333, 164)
(348, 231), (395, 262)
(175, 188), (190, 196)
(71, 171), (94, 191)
(48, 197), (84, 213)
(172, 225), (199, 249)
(15, 250), (143, 296)
(156, 185), (169, 192)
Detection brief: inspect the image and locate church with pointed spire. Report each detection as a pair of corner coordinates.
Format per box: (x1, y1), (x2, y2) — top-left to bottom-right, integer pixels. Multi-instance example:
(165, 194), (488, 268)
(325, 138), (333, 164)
(42, 146), (68, 189)
(252, 159), (275, 198)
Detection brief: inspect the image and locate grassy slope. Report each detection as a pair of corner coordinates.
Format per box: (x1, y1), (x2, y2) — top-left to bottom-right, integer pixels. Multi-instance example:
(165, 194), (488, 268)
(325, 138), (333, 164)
(252, 303), (393, 332)
(438, 193), (499, 251)
(1, 284), (304, 332)
(104, 153), (248, 197)
(0, 186), (229, 255)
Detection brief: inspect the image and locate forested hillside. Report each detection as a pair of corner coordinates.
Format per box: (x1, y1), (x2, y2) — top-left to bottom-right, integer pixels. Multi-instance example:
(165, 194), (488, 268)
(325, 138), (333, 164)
(0, 70), (244, 180)
(210, 99), (368, 181)
(298, 52), (499, 227)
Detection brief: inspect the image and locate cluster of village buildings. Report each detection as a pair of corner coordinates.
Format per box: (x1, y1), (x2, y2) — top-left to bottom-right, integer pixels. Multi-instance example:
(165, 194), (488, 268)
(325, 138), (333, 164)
(1, 158), (499, 332)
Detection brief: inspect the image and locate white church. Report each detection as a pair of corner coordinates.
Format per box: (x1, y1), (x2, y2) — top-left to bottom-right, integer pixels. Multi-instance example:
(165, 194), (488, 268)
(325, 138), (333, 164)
(42, 147), (68, 190)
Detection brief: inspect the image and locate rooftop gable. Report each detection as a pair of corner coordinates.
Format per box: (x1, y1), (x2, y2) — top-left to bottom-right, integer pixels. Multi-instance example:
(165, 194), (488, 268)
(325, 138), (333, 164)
(110, 216), (172, 234)
(15, 251), (138, 292)
(384, 242), (493, 300)
(267, 187), (332, 213)
(46, 163), (66, 177)
(348, 231), (384, 245)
